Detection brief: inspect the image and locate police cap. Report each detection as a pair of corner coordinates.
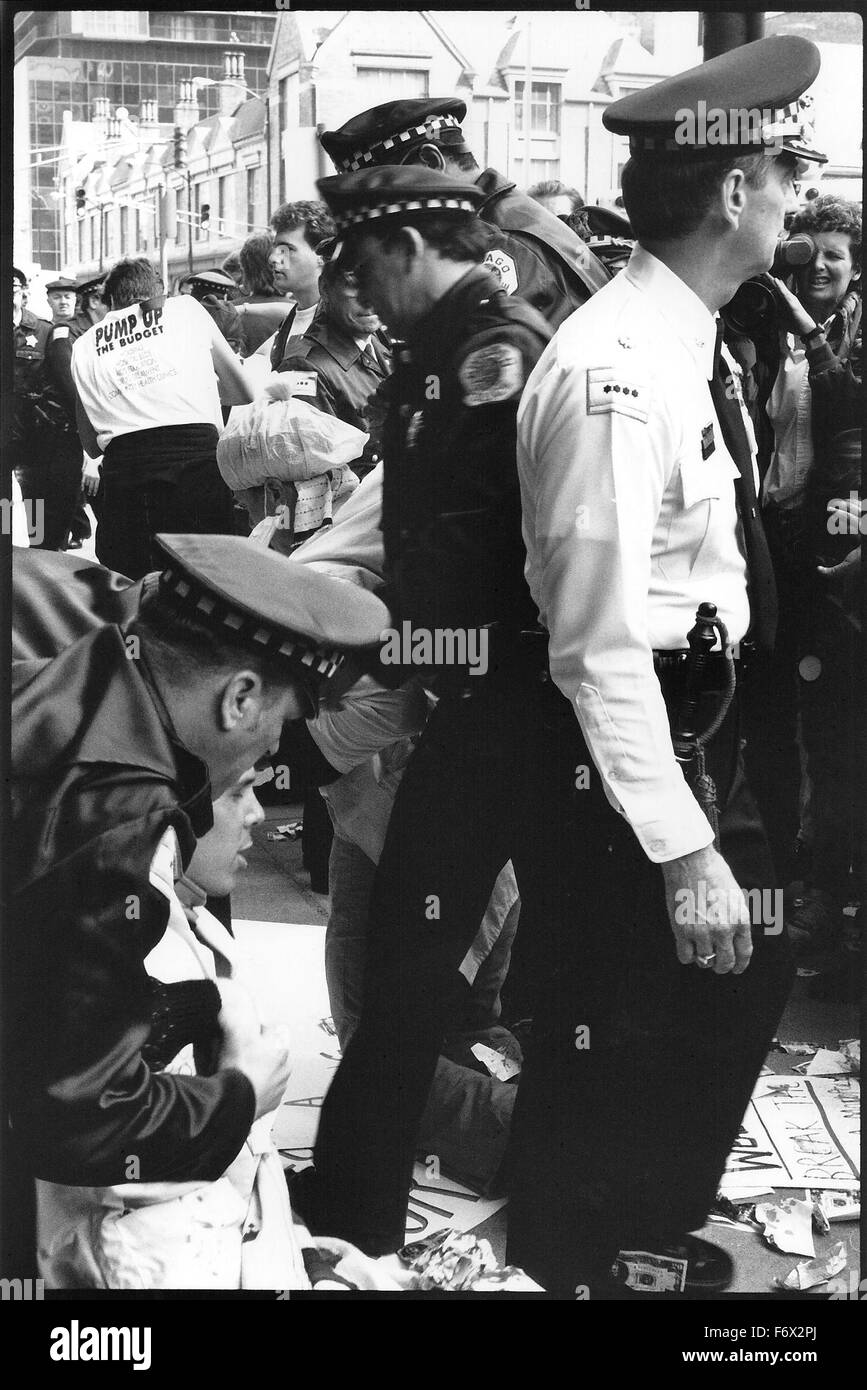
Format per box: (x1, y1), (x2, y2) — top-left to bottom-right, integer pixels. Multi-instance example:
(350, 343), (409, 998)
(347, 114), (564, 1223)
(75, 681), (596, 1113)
(321, 97), (472, 174)
(13, 266), (28, 288)
(317, 166), (484, 246)
(155, 534), (389, 685)
(76, 275), (106, 298)
(45, 276), (79, 292)
(603, 35), (827, 164)
(177, 269), (238, 296)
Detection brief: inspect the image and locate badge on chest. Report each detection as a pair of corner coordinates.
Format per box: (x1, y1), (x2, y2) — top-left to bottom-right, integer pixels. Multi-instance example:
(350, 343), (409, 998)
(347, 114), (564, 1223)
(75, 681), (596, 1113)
(701, 422), (715, 459)
(404, 409), (425, 448)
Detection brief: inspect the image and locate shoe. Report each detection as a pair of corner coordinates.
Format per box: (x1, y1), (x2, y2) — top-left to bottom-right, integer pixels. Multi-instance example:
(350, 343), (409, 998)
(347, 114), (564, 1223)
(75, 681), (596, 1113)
(610, 1235), (733, 1294)
(785, 887), (843, 953)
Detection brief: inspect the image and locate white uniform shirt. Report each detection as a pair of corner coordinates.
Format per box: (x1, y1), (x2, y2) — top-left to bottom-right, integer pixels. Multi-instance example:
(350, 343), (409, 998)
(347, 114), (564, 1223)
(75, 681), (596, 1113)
(71, 295), (224, 452)
(517, 245), (754, 864)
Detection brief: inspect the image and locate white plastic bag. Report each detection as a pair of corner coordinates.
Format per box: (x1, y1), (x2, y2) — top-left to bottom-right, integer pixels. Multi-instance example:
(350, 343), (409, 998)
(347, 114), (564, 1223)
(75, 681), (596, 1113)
(217, 392), (368, 491)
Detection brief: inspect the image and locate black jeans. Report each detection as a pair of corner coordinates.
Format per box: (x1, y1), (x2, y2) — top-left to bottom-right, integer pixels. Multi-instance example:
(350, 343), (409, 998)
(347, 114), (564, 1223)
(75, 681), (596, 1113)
(309, 662), (793, 1294)
(17, 428), (83, 551)
(97, 426), (233, 580)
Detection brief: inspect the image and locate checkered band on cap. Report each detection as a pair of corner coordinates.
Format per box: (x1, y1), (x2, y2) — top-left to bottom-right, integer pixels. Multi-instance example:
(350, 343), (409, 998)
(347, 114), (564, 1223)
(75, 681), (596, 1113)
(336, 114), (463, 173)
(334, 194), (478, 232)
(631, 100), (802, 154)
(159, 564), (345, 681)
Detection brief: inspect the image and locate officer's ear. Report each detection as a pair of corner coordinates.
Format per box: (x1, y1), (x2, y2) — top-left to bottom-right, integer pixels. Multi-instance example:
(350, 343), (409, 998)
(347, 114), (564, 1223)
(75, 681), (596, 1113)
(409, 142), (447, 173)
(218, 670), (265, 733)
(718, 166), (749, 231)
(387, 224), (427, 267)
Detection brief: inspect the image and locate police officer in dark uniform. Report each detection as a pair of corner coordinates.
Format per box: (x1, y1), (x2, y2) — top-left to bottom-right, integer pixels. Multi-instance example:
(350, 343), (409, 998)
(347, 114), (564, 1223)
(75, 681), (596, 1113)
(11, 267), (52, 531)
(177, 269), (245, 355)
(38, 276), (91, 549)
(72, 274), (108, 334)
(295, 165), (552, 1252)
(319, 97), (610, 329)
(8, 536), (389, 1278)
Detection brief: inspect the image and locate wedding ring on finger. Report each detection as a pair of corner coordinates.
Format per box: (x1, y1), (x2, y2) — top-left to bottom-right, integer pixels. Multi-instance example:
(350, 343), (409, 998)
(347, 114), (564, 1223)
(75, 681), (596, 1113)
(697, 953), (716, 968)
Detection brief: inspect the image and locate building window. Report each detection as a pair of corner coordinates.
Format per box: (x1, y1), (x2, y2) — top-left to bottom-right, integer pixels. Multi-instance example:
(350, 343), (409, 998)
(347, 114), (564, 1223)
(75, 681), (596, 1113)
(119, 205), (129, 255)
(78, 12), (143, 39)
(78, 215), (85, 264)
(355, 67), (429, 98)
(246, 166), (265, 233)
(529, 158), (561, 185)
(514, 82), (561, 135)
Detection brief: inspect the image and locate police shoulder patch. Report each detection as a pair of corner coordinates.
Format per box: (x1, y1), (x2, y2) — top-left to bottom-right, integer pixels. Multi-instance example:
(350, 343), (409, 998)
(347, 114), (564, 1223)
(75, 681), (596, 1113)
(586, 365), (650, 423)
(459, 342), (525, 406)
(484, 248), (519, 295)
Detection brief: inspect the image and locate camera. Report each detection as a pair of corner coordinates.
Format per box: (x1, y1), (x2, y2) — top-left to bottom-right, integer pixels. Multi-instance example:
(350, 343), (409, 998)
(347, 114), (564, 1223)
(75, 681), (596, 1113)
(721, 233), (816, 337)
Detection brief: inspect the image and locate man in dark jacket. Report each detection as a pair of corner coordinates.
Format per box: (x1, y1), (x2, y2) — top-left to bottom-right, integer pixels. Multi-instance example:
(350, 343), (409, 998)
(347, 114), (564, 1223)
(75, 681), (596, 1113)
(8, 537), (387, 1205)
(274, 259), (392, 479)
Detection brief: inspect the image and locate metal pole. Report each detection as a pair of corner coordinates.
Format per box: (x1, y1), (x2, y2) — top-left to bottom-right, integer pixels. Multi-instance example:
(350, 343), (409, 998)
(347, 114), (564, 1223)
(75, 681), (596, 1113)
(264, 94), (272, 215)
(187, 169), (194, 274)
(702, 11), (765, 61)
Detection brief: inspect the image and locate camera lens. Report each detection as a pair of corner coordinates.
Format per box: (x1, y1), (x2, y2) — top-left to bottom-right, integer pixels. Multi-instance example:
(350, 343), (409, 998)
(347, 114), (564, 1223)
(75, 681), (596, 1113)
(721, 279), (777, 336)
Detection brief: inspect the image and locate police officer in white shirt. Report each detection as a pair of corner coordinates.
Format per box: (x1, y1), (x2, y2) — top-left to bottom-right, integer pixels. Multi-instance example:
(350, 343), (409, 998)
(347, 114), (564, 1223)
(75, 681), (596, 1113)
(510, 36), (827, 1295)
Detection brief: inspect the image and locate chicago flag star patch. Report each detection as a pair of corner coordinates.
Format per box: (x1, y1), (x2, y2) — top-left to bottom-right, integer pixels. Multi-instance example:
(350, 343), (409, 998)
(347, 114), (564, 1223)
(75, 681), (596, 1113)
(459, 342), (525, 406)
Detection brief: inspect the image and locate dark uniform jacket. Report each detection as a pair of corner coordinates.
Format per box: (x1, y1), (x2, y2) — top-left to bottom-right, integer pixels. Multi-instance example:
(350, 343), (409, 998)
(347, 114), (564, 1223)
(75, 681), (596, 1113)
(274, 309), (392, 475)
(41, 316), (88, 433)
(475, 167), (610, 329)
(381, 265), (551, 644)
(12, 309), (52, 442)
(10, 623), (255, 1186)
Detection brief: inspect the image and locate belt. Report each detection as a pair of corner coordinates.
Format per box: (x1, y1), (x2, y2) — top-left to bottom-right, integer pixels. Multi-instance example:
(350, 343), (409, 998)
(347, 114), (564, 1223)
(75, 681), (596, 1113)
(654, 641), (754, 673)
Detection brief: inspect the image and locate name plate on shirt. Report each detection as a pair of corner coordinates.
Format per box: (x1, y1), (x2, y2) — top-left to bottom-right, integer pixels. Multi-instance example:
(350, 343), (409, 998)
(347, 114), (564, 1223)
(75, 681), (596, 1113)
(283, 370), (318, 398)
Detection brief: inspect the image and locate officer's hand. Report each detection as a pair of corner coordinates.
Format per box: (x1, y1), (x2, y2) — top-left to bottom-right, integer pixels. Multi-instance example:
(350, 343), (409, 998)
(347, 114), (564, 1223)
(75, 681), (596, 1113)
(661, 845), (753, 975)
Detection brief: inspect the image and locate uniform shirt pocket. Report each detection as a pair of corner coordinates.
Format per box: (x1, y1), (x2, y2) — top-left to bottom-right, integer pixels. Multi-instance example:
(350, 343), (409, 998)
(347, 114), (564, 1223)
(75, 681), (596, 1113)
(657, 450), (739, 582)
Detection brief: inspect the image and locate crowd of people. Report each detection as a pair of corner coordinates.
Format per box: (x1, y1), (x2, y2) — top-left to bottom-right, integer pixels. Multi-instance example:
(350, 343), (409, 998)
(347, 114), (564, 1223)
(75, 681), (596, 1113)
(7, 32), (862, 1296)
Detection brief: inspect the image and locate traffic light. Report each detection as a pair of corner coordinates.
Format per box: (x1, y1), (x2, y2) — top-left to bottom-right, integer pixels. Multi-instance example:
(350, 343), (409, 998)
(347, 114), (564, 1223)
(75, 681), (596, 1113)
(75, 186), (86, 215)
(200, 203), (211, 233)
(173, 126), (187, 169)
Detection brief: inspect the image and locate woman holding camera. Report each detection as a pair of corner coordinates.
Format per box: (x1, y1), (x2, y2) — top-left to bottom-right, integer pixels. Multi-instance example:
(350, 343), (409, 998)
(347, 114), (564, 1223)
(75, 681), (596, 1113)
(751, 195), (861, 968)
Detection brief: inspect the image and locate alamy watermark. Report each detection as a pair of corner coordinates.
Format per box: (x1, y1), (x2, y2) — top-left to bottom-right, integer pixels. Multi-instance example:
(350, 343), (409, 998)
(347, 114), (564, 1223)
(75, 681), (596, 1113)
(674, 103), (784, 153)
(380, 622), (489, 676)
(1, 495), (44, 546)
(674, 884), (784, 934)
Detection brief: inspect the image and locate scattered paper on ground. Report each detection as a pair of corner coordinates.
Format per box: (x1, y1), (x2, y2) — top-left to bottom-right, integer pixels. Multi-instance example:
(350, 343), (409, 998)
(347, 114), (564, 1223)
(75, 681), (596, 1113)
(780, 1241), (848, 1291)
(755, 1197), (815, 1257)
(720, 1075), (860, 1193)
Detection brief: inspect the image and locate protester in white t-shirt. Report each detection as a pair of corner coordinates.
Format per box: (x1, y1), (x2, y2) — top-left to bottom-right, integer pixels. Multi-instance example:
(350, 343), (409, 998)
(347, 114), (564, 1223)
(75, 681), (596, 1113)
(72, 256), (253, 579)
